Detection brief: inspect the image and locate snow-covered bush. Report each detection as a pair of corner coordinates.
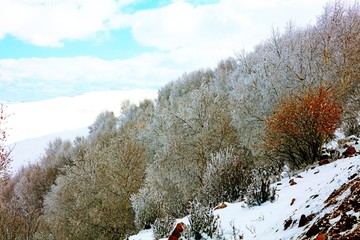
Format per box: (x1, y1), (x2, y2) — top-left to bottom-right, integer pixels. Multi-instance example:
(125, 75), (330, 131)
(131, 185), (164, 230)
(188, 199), (220, 240)
(152, 216), (175, 240)
(342, 112), (360, 137)
(202, 148), (252, 206)
(246, 169), (277, 206)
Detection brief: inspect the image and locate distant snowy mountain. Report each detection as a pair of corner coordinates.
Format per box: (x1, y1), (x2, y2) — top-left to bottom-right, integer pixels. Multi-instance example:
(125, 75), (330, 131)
(9, 128), (88, 172)
(5, 89), (158, 173)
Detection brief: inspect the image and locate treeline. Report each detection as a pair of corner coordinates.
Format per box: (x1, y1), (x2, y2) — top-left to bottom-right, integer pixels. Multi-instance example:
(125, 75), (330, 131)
(0, 1), (359, 239)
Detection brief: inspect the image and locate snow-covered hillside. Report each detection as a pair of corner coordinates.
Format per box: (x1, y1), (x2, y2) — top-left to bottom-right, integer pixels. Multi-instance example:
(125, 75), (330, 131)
(130, 151), (360, 240)
(5, 89), (157, 172)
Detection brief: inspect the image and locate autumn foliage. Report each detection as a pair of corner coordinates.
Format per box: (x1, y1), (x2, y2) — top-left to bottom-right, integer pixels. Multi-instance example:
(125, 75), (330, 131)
(265, 84), (342, 168)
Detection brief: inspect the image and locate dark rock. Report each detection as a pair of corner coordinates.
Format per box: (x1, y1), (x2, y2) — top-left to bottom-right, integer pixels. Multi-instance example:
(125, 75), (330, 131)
(348, 173), (357, 180)
(299, 214), (309, 227)
(284, 217), (293, 230)
(289, 179), (297, 186)
(306, 224), (320, 237)
(343, 146), (356, 158)
(310, 194), (319, 199)
(319, 155), (330, 160)
(319, 159), (330, 166)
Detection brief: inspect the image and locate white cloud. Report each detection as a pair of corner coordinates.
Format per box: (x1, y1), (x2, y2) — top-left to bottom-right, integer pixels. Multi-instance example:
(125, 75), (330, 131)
(0, 0), (130, 46)
(0, 53), (197, 89)
(124, 0), (330, 53)
(0, 45), (231, 101)
(0, 0), (330, 49)
(0, 0), (336, 101)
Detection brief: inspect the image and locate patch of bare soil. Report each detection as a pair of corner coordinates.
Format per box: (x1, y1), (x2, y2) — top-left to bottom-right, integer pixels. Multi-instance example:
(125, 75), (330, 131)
(300, 177), (360, 239)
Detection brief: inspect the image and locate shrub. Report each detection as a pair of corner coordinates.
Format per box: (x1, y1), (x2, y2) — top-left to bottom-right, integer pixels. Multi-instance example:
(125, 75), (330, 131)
(202, 148), (252, 206)
(152, 216), (176, 240)
(188, 199), (220, 240)
(342, 112), (360, 137)
(131, 186), (164, 230)
(265, 84), (342, 169)
(246, 168), (277, 206)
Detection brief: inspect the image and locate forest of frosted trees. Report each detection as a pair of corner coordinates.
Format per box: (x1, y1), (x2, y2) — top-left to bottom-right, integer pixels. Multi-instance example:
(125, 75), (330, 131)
(0, 1), (359, 239)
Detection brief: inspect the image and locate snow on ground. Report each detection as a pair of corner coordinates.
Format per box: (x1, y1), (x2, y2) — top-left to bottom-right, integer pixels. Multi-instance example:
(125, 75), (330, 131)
(4, 89), (157, 173)
(130, 155), (360, 240)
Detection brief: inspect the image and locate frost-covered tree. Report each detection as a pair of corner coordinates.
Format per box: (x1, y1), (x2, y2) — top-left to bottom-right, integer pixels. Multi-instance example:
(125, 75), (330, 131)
(88, 110), (117, 142)
(0, 103), (11, 180)
(0, 174), (27, 239)
(188, 199), (220, 240)
(0, 137), (77, 239)
(229, 1), (360, 154)
(314, 1), (360, 136)
(43, 124), (146, 239)
(13, 164), (46, 238)
(202, 148), (252, 206)
(134, 70), (239, 221)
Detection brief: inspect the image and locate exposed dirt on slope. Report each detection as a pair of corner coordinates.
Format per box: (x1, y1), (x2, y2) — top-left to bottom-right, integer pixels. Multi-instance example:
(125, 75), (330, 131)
(299, 176), (360, 240)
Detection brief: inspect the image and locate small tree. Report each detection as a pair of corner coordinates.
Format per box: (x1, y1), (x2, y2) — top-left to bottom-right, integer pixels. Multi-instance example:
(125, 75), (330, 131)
(152, 215), (175, 240)
(265, 84), (342, 168)
(0, 103), (11, 180)
(202, 148), (252, 206)
(188, 199), (219, 240)
(246, 168), (277, 206)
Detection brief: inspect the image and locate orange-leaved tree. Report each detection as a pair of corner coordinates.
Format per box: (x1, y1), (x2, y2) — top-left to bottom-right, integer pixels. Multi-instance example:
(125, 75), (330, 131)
(265, 84), (342, 169)
(0, 103), (11, 180)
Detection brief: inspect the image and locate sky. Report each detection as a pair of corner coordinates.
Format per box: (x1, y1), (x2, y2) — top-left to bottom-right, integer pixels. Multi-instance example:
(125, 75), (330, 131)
(0, 0), (332, 102)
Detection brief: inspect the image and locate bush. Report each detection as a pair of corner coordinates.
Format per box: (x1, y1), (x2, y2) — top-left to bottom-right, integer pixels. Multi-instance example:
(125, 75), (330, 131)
(202, 148), (252, 206)
(152, 216), (175, 240)
(188, 199), (220, 240)
(131, 186), (164, 230)
(246, 168), (277, 206)
(342, 112), (360, 137)
(265, 84), (342, 169)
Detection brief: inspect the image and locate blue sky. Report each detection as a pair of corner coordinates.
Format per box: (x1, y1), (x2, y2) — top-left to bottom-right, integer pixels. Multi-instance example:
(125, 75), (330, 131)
(0, 0), (331, 102)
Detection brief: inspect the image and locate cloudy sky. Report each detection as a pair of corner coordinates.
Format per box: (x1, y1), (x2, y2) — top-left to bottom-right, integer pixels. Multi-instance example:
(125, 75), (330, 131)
(0, 0), (331, 102)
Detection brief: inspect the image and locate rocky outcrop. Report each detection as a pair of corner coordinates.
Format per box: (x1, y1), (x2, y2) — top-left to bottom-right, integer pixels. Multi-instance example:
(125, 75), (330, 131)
(300, 177), (360, 239)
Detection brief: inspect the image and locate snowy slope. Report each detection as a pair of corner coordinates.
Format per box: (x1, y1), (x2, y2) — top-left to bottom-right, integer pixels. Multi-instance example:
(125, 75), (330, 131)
(4, 89), (157, 173)
(130, 154), (360, 240)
